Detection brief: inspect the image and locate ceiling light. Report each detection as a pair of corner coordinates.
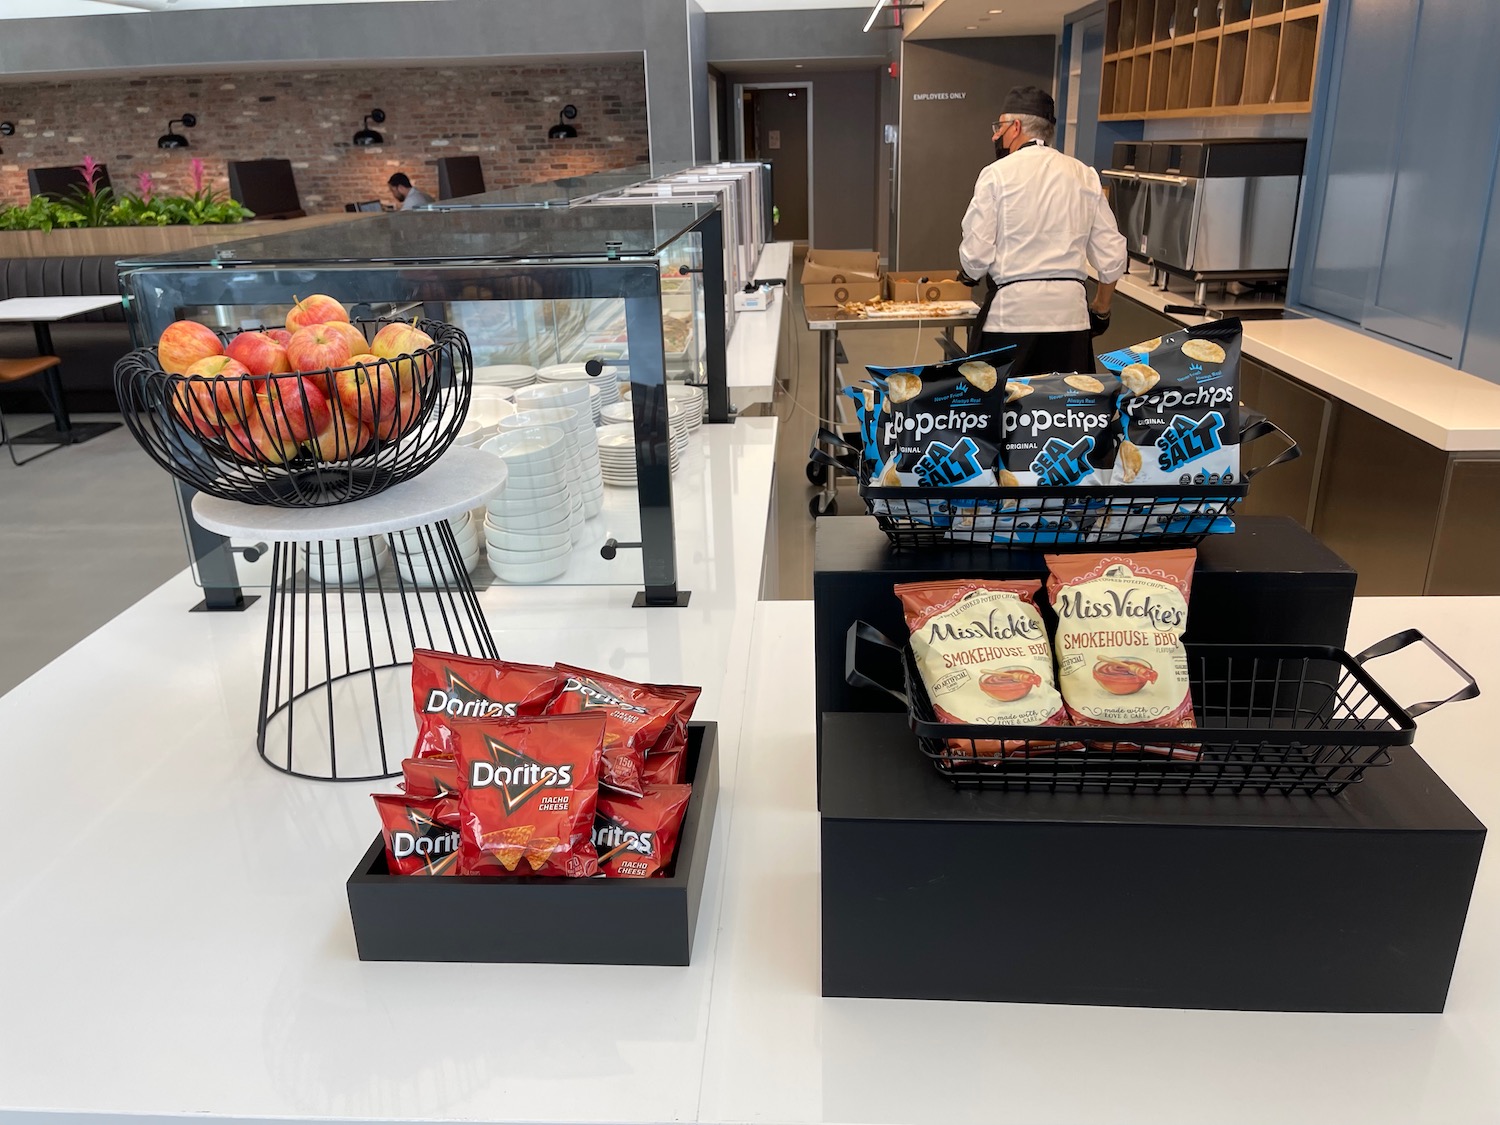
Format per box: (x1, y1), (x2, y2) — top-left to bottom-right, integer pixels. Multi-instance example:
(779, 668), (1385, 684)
(863, 0), (889, 33)
(863, 0), (923, 32)
(989, 8), (1004, 12)
(157, 112), (195, 149)
(967, 25), (978, 29)
(353, 108), (385, 147)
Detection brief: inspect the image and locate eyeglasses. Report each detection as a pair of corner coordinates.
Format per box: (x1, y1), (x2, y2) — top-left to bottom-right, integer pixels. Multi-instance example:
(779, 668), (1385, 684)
(991, 118), (1014, 136)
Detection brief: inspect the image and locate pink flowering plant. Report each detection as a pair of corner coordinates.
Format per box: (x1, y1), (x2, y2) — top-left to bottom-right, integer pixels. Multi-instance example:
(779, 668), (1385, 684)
(0, 154), (252, 229)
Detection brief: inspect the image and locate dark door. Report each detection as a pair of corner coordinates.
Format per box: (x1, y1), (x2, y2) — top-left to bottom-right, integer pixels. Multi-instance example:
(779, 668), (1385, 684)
(747, 87), (810, 241)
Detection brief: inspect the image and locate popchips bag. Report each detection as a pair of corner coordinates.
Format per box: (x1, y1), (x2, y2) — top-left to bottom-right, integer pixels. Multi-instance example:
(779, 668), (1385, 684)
(1098, 320), (1243, 490)
(998, 373), (1121, 491)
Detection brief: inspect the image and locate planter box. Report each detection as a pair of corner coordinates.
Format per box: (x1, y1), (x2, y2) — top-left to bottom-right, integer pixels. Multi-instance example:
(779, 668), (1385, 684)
(346, 722), (720, 965)
(0, 213), (363, 260)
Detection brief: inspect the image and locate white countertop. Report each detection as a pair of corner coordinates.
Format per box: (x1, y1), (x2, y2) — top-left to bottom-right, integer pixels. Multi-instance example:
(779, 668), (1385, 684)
(727, 242), (793, 408)
(0, 294), (122, 322)
(1114, 269), (1500, 452)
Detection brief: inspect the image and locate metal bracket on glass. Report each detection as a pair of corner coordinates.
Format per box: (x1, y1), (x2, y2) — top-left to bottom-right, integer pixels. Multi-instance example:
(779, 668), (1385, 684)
(600, 539), (692, 608)
(176, 480), (258, 613)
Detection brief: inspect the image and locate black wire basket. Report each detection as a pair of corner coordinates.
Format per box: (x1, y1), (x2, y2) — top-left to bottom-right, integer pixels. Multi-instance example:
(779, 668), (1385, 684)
(810, 417), (1299, 550)
(847, 622), (1478, 797)
(114, 317), (471, 508)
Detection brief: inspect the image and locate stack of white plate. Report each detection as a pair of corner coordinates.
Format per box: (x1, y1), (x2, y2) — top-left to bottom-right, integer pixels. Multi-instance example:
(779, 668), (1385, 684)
(666, 383), (706, 432)
(501, 403), (603, 520)
(480, 427), (575, 583)
(389, 512), (482, 587)
(301, 536), (388, 585)
(473, 364), (537, 390)
(599, 400), (690, 461)
(465, 386), (518, 432)
(535, 363), (622, 410)
(596, 423), (681, 487)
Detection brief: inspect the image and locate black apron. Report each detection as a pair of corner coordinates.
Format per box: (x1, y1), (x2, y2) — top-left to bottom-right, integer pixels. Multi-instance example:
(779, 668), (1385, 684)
(967, 276), (1094, 376)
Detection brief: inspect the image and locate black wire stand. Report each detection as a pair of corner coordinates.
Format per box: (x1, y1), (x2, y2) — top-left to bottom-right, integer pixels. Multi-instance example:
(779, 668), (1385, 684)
(193, 448), (505, 781)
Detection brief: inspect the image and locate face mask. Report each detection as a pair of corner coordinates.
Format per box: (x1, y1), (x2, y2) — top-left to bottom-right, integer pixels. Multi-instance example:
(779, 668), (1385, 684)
(994, 138), (1009, 161)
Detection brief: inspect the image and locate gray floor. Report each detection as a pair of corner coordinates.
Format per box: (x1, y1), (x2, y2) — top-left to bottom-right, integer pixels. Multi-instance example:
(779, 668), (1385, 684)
(0, 262), (943, 694)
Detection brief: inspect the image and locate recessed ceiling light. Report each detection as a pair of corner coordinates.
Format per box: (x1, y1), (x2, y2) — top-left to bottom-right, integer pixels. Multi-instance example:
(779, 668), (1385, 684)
(794, 64), (803, 68)
(966, 25), (978, 29)
(989, 8), (1004, 13)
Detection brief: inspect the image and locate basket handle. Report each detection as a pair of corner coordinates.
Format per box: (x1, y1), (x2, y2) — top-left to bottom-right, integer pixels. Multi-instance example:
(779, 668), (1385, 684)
(1353, 629), (1481, 718)
(845, 621), (910, 707)
(810, 427), (861, 476)
(1240, 418), (1301, 481)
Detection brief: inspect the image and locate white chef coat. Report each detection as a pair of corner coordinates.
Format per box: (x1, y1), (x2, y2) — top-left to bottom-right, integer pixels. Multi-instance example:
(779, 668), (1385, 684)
(959, 143), (1128, 334)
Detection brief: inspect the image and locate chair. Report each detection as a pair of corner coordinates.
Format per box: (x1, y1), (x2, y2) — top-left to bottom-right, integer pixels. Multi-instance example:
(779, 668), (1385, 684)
(0, 355), (66, 465)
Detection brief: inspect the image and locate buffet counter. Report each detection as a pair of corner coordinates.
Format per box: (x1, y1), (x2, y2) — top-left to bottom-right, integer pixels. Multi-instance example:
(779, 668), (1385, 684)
(1103, 266), (1500, 595)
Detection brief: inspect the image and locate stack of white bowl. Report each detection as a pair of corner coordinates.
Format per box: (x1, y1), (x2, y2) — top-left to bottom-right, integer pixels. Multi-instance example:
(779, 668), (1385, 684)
(466, 386), (518, 429)
(596, 423), (681, 487)
(501, 405), (601, 522)
(473, 363), (537, 390)
(390, 512), (482, 587)
(600, 400), (691, 462)
(535, 363), (622, 412)
(480, 427), (575, 583)
(666, 383), (706, 432)
(511, 386), (605, 516)
(301, 536), (388, 585)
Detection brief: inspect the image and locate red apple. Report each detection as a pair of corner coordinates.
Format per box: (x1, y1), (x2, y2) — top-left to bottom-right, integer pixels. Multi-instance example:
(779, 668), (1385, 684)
(306, 407), (375, 461)
(323, 321), (368, 356)
(226, 331), (292, 378)
(287, 324), (353, 376)
(172, 354), (253, 436)
(266, 328), (293, 347)
(250, 375), (332, 445)
(335, 354), (408, 440)
(285, 294), (349, 332)
(369, 322), (435, 386)
(157, 320), (223, 376)
(223, 414), (297, 465)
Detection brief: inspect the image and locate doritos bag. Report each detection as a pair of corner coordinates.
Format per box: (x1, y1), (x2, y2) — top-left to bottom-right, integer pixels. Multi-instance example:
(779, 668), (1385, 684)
(545, 665), (686, 796)
(451, 713), (605, 877)
(641, 683), (702, 786)
(372, 792), (461, 876)
(594, 784), (693, 878)
(402, 754), (458, 798)
(410, 650), (560, 759)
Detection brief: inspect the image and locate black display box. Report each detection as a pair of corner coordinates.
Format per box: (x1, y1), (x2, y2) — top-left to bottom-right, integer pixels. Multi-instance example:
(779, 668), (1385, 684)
(347, 722), (719, 965)
(813, 516), (1357, 795)
(820, 712), (1485, 1013)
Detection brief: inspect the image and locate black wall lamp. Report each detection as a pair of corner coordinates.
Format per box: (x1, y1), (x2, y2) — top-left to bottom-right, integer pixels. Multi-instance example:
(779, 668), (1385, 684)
(157, 113), (196, 149)
(0, 121), (12, 156)
(353, 108), (386, 147)
(548, 104), (579, 141)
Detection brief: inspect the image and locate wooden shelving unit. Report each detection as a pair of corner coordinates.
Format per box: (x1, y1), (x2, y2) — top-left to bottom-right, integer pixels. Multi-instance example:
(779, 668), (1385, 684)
(1100, 0), (1323, 119)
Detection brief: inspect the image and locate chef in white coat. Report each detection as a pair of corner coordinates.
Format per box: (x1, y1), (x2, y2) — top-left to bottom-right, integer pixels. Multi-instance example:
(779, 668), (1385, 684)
(958, 85), (1127, 375)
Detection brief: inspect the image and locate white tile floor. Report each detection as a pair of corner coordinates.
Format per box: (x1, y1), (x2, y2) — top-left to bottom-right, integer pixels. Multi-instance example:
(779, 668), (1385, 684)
(0, 257), (947, 693)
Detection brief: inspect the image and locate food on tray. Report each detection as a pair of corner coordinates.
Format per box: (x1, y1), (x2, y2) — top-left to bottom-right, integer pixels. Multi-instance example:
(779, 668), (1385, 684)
(372, 792), (461, 876)
(641, 683), (702, 786)
(545, 665), (691, 797)
(594, 783), (694, 878)
(451, 712), (605, 877)
(410, 649), (561, 759)
(896, 578), (1068, 757)
(837, 298), (980, 319)
(402, 753), (459, 798)
(1045, 550), (1198, 756)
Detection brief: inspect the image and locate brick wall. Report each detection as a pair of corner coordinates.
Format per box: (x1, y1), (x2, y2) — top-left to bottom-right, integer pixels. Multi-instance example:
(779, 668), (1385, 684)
(0, 60), (650, 213)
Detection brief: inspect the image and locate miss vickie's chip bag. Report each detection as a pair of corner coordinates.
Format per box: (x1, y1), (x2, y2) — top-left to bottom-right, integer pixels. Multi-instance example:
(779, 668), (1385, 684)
(410, 650), (560, 759)
(451, 712), (606, 877)
(895, 578), (1068, 757)
(1045, 550), (1199, 758)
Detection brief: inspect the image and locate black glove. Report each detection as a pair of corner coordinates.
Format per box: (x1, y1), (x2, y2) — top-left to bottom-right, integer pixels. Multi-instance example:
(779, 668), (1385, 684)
(956, 268), (982, 288)
(1088, 307), (1111, 337)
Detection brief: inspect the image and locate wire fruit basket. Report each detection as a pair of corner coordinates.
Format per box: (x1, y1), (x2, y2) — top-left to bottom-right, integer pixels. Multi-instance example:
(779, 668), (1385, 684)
(847, 623), (1478, 797)
(115, 317), (471, 508)
(810, 418), (1298, 550)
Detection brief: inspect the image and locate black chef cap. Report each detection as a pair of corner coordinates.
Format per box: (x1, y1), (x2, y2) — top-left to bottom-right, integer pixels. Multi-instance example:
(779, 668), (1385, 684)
(1000, 85), (1056, 124)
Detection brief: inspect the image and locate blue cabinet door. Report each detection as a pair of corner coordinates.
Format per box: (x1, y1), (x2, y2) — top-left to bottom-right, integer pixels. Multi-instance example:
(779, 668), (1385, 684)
(1296, 0), (1417, 324)
(1362, 0), (1500, 359)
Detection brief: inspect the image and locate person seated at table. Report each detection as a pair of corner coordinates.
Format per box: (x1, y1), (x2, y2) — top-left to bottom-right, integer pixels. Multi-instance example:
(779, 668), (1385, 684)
(387, 172), (433, 211)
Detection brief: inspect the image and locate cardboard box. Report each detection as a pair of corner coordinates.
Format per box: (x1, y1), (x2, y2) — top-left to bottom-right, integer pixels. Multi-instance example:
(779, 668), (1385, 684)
(802, 249), (883, 307)
(886, 271), (973, 303)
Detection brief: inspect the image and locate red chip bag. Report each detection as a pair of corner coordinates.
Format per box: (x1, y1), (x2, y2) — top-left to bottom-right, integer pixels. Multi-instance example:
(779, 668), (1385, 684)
(594, 784), (693, 878)
(641, 683), (702, 786)
(451, 713), (605, 877)
(411, 649), (560, 759)
(545, 665), (685, 796)
(402, 754), (458, 798)
(372, 793), (461, 876)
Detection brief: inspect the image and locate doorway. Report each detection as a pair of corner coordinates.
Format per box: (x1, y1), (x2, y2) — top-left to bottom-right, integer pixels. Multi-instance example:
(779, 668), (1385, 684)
(735, 83), (812, 242)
